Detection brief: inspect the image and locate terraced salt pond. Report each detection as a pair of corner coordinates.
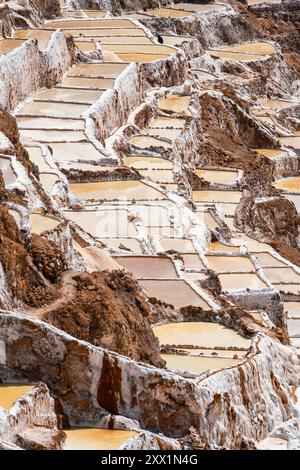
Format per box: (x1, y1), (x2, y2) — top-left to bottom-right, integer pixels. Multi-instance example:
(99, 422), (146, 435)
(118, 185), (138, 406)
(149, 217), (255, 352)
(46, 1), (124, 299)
(262, 267), (300, 284)
(20, 129), (86, 143)
(129, 135), (172, 150)
(0, 384), (33, 410)
(29, 213), (60, 234)
(0, 38), (25, 55)
(0, 157), (17, 185)
(273, 177), (300, 192)
(206, 255), (255, 273)
(100, 237), (143, 253)
(140, 279), (209, 309)
(115, 256), (178, 279)
(158, 95), (191, 114)
(192, 190), (242, 203)
(161, 355), (242, 374)
(69, 180), (166, 201)
(33, 87), (104, 104)
(18, 101), (87, 119)
(219, 273), (267, 291)
(123, 156), (173, 169)
(17, 117), (85, 130)
(254, 148), (288, 159)
(12, 29), (54, 51)
(159, 238), (195, 253)
(64, 429), (137, 450)
(285, 302), (300, 318)
(194, 169), (238, 185)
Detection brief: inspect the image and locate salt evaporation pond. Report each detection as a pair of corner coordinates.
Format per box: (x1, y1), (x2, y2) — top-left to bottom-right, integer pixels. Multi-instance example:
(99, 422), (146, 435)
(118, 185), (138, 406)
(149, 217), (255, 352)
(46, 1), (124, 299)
(0, 385), (33, 410)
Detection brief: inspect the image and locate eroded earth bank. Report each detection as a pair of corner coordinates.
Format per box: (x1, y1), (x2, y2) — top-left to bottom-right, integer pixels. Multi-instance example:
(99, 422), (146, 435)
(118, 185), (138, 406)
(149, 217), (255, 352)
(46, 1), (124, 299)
(0, 0), (300, 451)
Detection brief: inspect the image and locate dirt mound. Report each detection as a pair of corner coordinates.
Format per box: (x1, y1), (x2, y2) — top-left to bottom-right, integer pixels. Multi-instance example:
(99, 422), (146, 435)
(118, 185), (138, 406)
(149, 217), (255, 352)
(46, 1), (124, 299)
(44, 270), (165, 367)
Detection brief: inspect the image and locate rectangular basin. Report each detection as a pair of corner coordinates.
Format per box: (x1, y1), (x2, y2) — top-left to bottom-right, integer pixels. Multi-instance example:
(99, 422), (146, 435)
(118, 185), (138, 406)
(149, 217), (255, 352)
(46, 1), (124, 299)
(219, 273), (267, 291)
(17, 101), (87, 118)
(115, 256), (178, 279)
(207, 255), (255, 273)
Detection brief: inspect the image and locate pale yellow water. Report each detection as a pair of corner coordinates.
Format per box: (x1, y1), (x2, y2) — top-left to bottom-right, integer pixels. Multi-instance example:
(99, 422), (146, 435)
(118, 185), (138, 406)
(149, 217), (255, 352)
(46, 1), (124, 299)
(34, 87), (103, 104)
(148, 116), (185, 128)
(161, 354), (241, 374)
(182, 254), (204, 270)
(208, 242), (240, 253)
(254, 252), (287, 267)
(100, 36), (153, 44)
(74, 41), (97, 52)
(195, 169), (238, 185)
(99, 237), (142, 253)
(64, 209), (137, 238)
(277, 284), (300, 295)
(260, 99), (299, 109)
(0, 38), (25, 55)
(193, 190), (242, 203)
(254, 148), (287, 158)
(103, 44), (174, 54)
(279, 136), (300, 150)
(263, 267), (300, 284)
(18, 101), (87, 118)
(207, 50), (265, 62)
(158, 95), (191, 113)
(219, 273), (267, 291)
(20, 129), (85, 143)
(61, 77), (115, 88)
(17, 116), (85, 130)
(29, 213), (60, 234)
(207, 255), (255, 273)
(13, 29), (53, 51)
(273, 177), (300, 192)
(64, 428), (137, 450)
(115, 256), (178, 278)
(196, 211), (220, 230)
(144, 127), (182, 140)
(61, 28), (146, 37)
(221, 42), (275, 55)
(0, 385), (33, 410)
(68, 63), (128, 78)
(46, 19), (138, 28)
(159, 238), (195, 253)
(141, 279), (209, 309)
(117, 53), (170, 63)
(138, 169), (174, 183)
(69, 180), (166, 201)
(238, 233), (271, 252)
(25, 147), (51, 172)
(146, 8), (192, 17)
(147, 226), (175, 237)
(83, 11), (107, 18)
(179, 348), (246, 357)
(172, 3), (227, 13)
(162, 35), (193, 47)
(284, 302), (300, 318)
(130, 135), (172, 150)
(39, 173), (59, 194)
(130, 204), (172, 226)
(287, 319), (300, 337)
(123, 156), (172, 169)
(0, 157), (17, 185)
(49, 142), (103, 162)
(153, 322), (251, 348)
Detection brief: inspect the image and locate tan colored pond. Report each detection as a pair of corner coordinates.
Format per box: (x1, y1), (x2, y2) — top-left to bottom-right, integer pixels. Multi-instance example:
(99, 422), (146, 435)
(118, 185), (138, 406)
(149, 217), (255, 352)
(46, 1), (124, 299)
(260, 99), (299, 109)
(50, 142), (103, 162)
(148, 116), (185, 128)
(216, 203), (237, 217)
(115, 256), (178, 278)
(195, 169), (238, 185)
(159, 238), (195, 253)
(221, 42), (275, 55)
(64, 428), (137, 450)
(162, 35), (193, 47)
(68, 62), (128, 78)
(46, 19), (138, 28)
(117, 52), (170, 63)
(158, 95), (191, 114)
(263, 267), (300, 284)
(17, 116), (85, 130)
(74, 41), (97, 52)
(172, 3), (227, 13)
(100, 237), (142, 254)
(146, 8), (192, 18)
(254, 252), (287, 268)
(273, 177), (300, 192)
(70, 180), (166, 201)
(20, 129), (85, 143)
(161, 354), (241, 374)
(182, 254), (205, 270)
(254, 148), (288, 158)
(0, 385), (33, 410)
(131, 204), (172, 226)
(196, 211), (220, 230)
(276, 284), (300, 295)
(207, 255), (255, 273)
(61, 76), (115, 88)
(193, 190), (242, 203)
(287, 319), (300, 337)
(130, 135), (172, 150)
(144, 127), (181, 140)
(34, 87), (103, 104)
(25, 147), (52, 172)
(147, 226), (175, 237)
(279, 136), (300, 150)
(284, 302), (300, 318)
(64, 209), (137, 238)
(138, 169), (174, 183)
(13, 29), (53, 51)
(207, 50), (265, 62)
(208, 242), (240, 253)
(0, 38), (25, 55)
(29, 213), (60, 234)
(74, 242), (120, 271)
(0, 157), (17, 185)
(238, 233), (271, 252)
(83, 10), (107, 18)
(140, 279), (209, 309)
(39, 173), (59, 194)
(153, 322), (251, 348)
(18, 101), (87, 119)
(100, 36), (153, 44)
(219, 273), (267, 291)
(103, 43), (174, 54)
(123, 156), (172, 169)
(62, 28), (146, 38)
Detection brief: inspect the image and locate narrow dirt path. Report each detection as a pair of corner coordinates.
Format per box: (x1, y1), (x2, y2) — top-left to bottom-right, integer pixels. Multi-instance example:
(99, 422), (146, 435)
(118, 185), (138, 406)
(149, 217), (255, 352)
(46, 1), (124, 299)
(23, 271), (78, 319)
